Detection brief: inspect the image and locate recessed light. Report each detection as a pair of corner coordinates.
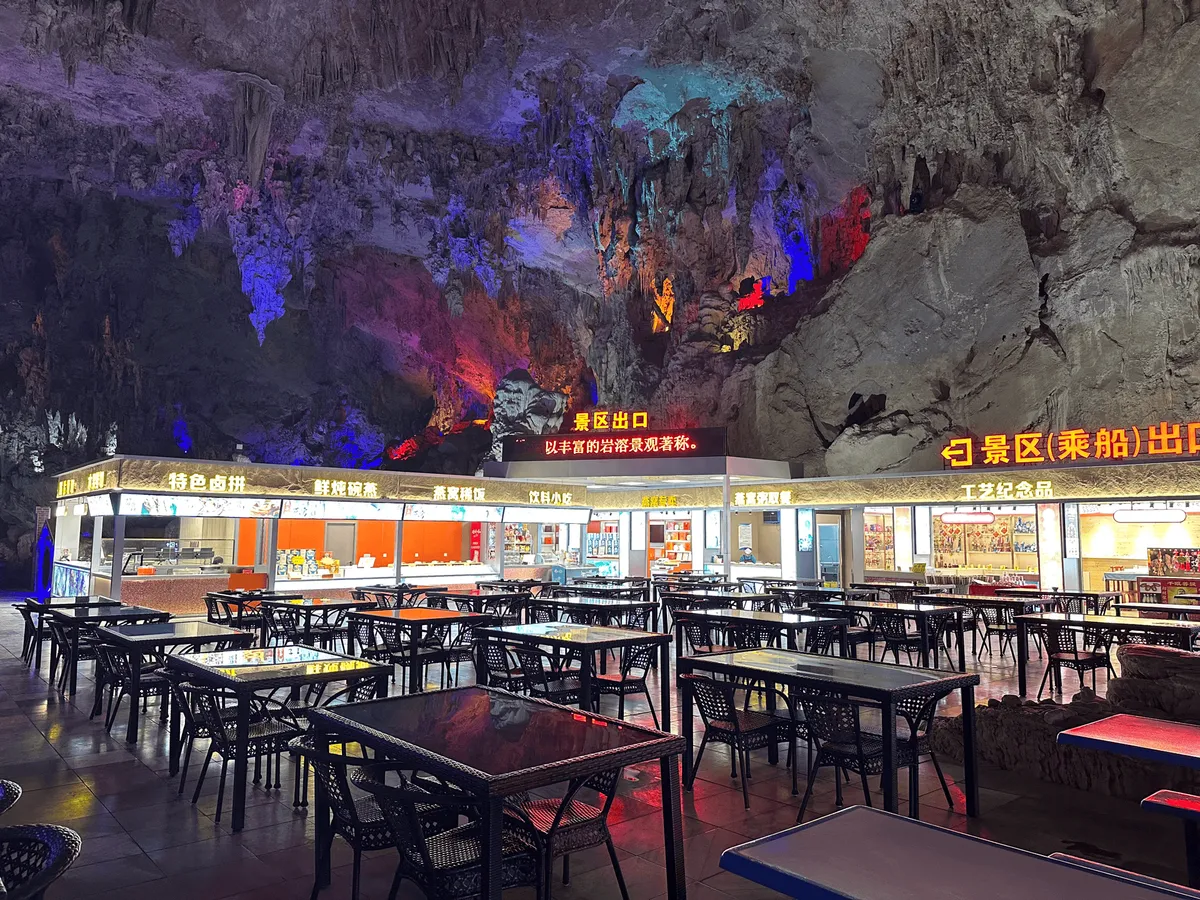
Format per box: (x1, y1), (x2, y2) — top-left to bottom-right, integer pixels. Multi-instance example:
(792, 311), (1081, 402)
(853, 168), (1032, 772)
(663, 479), (690, 484)
(618, 481), (647, 487)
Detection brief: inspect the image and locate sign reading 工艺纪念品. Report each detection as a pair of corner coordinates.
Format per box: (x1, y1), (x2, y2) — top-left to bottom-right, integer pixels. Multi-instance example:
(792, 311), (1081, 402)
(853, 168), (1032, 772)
(941, 422), (1200, 469)
(503, 428), (727, 462)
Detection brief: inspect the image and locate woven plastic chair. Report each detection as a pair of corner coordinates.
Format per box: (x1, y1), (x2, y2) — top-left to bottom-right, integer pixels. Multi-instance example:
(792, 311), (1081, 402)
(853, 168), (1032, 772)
(505, 767), (628, 899)
(0, 781), (21, 817)
(354, 764), (542, 900)
(16, 605), (36, 666)
(514, 646), (582, 706)
(0, 823), (82, 900)
(592, 642), (658, 727)
(873, 611), (924, 665)
(795, 689), (884, 822)
(90, 643), (171, 733)
(1037, 623), (1112, 699)
(978, 606), (1017, 658)
(681, 674), (800, 808)
(479, 641), (525, 691)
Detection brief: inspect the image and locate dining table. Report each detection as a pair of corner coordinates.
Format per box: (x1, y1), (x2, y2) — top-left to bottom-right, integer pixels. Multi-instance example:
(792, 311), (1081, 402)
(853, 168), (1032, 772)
(718, 805), (1196, 899)
(678, 648), (980, 816)
(258, 596), (378, 645)
(997, 587), (1123, 615)
(24, 595), (122, 669)
(165, 645), (390, 832)
(672, 607), (851, 657)
(48, 604), (170, 696)
(809, 598), (968, 671)
(477, 622), (673, 728)
(345, 606), (494, 693)
(306, 686), (689, 900)
(95, 621), (254, 742)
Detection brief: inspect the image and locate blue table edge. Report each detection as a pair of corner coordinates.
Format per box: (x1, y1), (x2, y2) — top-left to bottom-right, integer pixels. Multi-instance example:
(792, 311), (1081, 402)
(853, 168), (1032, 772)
(717, 806), (1193, 898)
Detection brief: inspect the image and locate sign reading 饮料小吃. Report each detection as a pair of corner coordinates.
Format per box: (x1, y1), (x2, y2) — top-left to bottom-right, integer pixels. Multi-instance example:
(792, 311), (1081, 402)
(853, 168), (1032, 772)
(942, 422), (1200, 469)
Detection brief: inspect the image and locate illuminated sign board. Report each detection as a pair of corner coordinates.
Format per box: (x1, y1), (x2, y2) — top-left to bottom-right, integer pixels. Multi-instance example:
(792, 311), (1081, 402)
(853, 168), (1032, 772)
(504, 428), (727, 463)
(527, 490), (575, 505)
(433, 485), (485, 502)
(941, 422), (1200, 469)
(734, 490), (794, 507)
(641, 495), (679, 508)
(958, 480), (1054, 501)
(56, 470), (107, 497)
(571, 411), (649, 432)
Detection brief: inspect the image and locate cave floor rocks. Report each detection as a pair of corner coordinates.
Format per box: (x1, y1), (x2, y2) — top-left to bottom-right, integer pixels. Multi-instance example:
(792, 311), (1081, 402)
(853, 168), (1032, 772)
(0, 606), (1188, 898)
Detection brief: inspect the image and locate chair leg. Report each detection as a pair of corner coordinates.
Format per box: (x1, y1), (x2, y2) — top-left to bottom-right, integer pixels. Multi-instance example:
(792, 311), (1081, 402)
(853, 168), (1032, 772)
(739, 749), (752, 809)
(215, 758), (228, 823)
(908, 761), (919, 818)
(643, 689), (659, 730)
(310, 828), (335, 900)
(606, 839), (631, 900)
(688, 734), (709, 789)
(386, 863), (405, 900)
(857, 767), (873, 808)
(192, 747), (213, 804)
(178, 733), (195, 795)
(930, 752), (954, 810)
(351, 848), (362, 900)
(562, 853), (570, 885)
(797, 752), (821, 822)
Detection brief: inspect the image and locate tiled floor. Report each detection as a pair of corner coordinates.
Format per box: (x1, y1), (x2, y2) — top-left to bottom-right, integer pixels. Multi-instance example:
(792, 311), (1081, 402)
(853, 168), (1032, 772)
(0, 606), (1189, 899)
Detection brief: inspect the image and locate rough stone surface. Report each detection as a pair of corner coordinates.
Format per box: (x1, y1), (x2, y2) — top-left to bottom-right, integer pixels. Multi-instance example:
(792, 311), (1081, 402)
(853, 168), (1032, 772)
(487, 369), (568, 463)
(932, 646), (1200, 800)
(0, 1), (1198, 574)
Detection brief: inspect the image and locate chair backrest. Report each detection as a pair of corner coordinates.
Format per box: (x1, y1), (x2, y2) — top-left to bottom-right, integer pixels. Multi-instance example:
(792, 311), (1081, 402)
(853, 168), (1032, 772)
(680, 674), (737, 728)
(482, 641), (516, 679)
(1057, 595), (1085, 616)
(796, 689), (862, 745)
(980, 605), (1014, 627)
(894, 692), (946, 739)
(729, 624), (766, 649)
(176, 683), (234, 751)
(531, 604), (559, 624)
(323, 678), (379, 705)
(804, 624), (840, 655)
(353, 766), (444, 875)
(0, 780), (21, 817)
(0, 823), (82, 899)
(873, 611), (912, 641)
(512, 646), (557, 691)
(350, 618), (376, 652)
(292, 739), (370, 834)
(375, 621), (404, 654)
(621, 642), (656, 676)
(681, 621), (719, 653)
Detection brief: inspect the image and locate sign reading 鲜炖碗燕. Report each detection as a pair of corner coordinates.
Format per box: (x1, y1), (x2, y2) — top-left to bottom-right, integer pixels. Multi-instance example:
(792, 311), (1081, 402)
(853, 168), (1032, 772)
(941, 422), (1200, 469)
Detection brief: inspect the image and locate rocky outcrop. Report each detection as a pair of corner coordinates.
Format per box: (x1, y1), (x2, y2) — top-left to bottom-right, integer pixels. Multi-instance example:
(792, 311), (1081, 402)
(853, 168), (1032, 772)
(932, 646), (1200, 800)
(488, 370), (568, 462)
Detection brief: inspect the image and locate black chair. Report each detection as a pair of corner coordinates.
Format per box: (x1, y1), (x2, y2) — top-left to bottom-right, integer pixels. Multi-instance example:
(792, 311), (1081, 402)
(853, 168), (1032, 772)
(355, 764), (542, 900)
(889, 693), (955, 816)
(978, 605), (1017, 658)
(795, 689), (884, 821)
(873, 611), (924, 665)
(514, 646), (583, 706)
(262, 605), (301, 646)
(505, 768), (628, 899)
(680, 621), (735, 656)
(16, 605), (37, 666)
(349, 618), (389, 662)
(178, 683), (303, 822)
(376, 621), (454, 691)
(592, 642), (658, 727)
(479, 641), (525, 691)
(803, 624), (843, 656)
(90, 644), (171, 734)
(1037, 623), (1112, 699)
(0, 781), (20, 817)
(0, 824), (82, 900)
(681, 674), (799, 808)
(44, 619), (96, 695)
(204, 594), (233, 626)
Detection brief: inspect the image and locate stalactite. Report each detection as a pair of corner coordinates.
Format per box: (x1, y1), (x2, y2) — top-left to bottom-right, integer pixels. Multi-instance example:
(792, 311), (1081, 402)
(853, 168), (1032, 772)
(230, 75), (280, 187)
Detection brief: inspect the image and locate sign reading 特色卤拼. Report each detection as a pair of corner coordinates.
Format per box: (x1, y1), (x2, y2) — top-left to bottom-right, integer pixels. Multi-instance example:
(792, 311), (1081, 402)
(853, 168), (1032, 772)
(941, 422), (1200, 469)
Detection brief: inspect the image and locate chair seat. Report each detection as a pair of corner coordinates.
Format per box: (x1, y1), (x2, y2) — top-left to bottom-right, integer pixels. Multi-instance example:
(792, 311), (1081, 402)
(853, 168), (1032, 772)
(505, 796), (603, 834)
(709, 708), (783, 735)
(593, 672), (646, 691)
(424, 821), (537, 874)
(1050, 650), (1107, 664)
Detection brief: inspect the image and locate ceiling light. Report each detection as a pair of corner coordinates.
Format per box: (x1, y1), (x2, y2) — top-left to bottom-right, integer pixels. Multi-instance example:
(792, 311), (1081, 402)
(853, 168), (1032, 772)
(1113, 508), (1186, 524)
(940, 512), (996, 525)
(617, 481), (647, 487)
(663, 478), (690, 484)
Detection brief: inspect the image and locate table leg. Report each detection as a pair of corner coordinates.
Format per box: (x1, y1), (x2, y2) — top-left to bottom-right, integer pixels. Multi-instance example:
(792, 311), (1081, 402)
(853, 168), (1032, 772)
(345, 617), (356, 656)
(480, 796), (504, 900)
(34, 611), (44, 670)
(232, 696), (250, 832)
(168, 683), (182, 775)
(1017, 619), (1029, 696)
(374, 672), (388, 699)
(919, 616), (931, 669)
(881, 698), (898, 813)
(125, 647), (142, 743)
(661, 755), (688, 900)
(957, 611), (966, 673)
(963, 686), (979, 817)
(766, 685), (778, 765)
(1184, 820), (1200, 888)
(69, 626), (80, 696)
(680, 660), (694, 790)
(408, 622), (421, 694)
(315, 730), (331, 886)
(839, 623), (849, 658)
(971, 608), (979, 656)
(580, 650), (594, 715)
(674, 619), (684, 660)
(659, 641), (672, 733)
(785, 626), (797, 652)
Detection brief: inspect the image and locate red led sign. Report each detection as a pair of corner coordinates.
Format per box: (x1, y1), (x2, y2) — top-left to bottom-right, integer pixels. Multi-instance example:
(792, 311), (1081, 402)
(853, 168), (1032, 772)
(503, 428), (727, 463)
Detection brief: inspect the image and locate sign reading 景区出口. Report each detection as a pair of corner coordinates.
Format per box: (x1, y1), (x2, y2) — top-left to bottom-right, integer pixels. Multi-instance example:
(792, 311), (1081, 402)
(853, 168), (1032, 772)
(941, 422), (1200, 469)
(571, 410), (649, 432)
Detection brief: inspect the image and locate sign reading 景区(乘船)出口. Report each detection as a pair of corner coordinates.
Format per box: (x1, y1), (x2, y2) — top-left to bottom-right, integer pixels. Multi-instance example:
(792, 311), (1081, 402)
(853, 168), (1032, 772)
(941, 422), (1200, 469)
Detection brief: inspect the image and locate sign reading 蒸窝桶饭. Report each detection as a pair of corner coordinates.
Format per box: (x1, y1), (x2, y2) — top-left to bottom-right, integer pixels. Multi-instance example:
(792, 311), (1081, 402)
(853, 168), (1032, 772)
(941, 422), (1200, 469)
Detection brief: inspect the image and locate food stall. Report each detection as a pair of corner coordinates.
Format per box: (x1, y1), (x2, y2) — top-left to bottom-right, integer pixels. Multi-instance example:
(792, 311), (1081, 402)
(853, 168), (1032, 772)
(52, 456), (586, 613)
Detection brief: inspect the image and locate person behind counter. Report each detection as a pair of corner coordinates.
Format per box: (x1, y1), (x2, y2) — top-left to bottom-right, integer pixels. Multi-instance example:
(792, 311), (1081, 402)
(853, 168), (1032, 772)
(739, 547), (757, 564)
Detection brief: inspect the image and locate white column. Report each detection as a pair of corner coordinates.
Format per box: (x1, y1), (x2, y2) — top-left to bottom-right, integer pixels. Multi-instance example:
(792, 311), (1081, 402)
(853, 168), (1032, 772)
(690, 509), (705, 572)
(780, 508), (798, 580)
(110, 515), (126, 601)
(723, 476), (732, 578)
(265, 518), (280, 590)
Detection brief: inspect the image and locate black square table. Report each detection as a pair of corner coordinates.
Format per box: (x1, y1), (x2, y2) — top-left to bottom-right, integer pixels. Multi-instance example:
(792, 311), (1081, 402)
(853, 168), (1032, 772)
(678, 648), (980, 816)
(345, 607), (495, 693)
(209, 590), (304, 627)
(24, 595), (122, 669)
(809, 598), (969, 671)
(997, 587), (1123, 615)
(94, 621), (254, 742)
(913, 592), (1056, 656)
(673, 607), (852, 657)
(437, 589), (530, 614)
(718, 805), (1192, 899)
(165, 645), (390, 831)
(257, 596), (379, 645)
(307, 686), (688, 900)
(1115, 601), (1200, 620)
(47, 604), (170, 695)
(1014, 612), (1200, 696)
(529, 593), (662, 629)
(476, 622), (673, 730)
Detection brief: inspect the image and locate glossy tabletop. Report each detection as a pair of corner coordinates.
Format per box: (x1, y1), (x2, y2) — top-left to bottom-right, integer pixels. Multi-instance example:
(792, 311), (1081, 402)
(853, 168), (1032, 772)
(47, 605), (168, 622)
(663, 588), (744, 598)
(258, 597), (375, 609)
(211, 591), (303, 605)
(557, 583), (644, 593)
(1015, 612), (1200, 632)
(765, 586), (877, 596)
(27, 595), (121, 608)
(675, 608), (850, 628)
(913, 592), (1051, 607)
(683, 648), (978, 698)
(439, 590), (528, 600)
(718, 806), (1192, 900)
(166, 645), (389, 688)
(477, 622), (669, 647)
(96, 621), (251, 646)
(1057, 714), (1200, 769)
(535, 595), (658, 608)
(307, 686), (682, 794)
(1115, 602), (1200, 617)
(811, 599), (967, 615)
(349, 607), (488, 622)
(998, 587), (1122, 598)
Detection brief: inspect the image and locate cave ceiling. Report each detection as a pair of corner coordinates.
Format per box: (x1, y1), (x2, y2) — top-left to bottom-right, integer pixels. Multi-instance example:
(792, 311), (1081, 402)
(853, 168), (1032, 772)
(0, 0), (1198, 567)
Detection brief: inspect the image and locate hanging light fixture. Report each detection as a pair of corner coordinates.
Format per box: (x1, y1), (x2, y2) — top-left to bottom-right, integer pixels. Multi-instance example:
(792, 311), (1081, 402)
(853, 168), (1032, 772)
(1113, 507), (1186, 524)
